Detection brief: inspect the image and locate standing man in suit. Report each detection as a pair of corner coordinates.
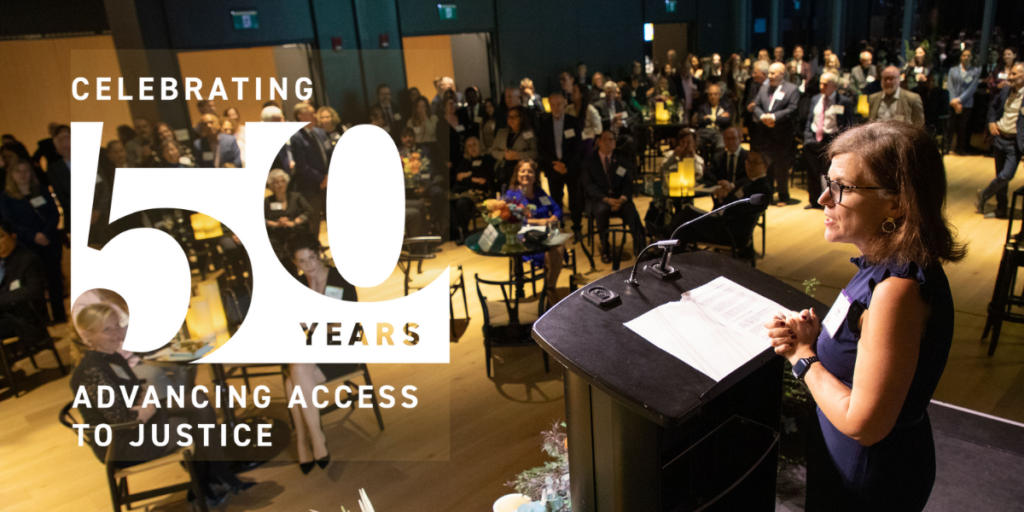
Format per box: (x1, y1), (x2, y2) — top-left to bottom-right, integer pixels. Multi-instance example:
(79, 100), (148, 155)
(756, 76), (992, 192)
(754, 62), (801, 206)
(194, 114), (242, 168)
(289, 102), (333, 234)
(978, 63), (1024, 219)
(790, 45), (815, 92)
(707, 127), (748, 208)
(582, 131), (646, 263)
(850, 51), (878, 93)
(456, 86), (483, 139)
(745, 60), (770, 149)
(946, 49), (982, 155)
(868, 66), (926, 127)
(371, 84), (402, 137)
(803, 72), (855, 209)
(537, 93), (583, 238)
(694, 83), (733, 152)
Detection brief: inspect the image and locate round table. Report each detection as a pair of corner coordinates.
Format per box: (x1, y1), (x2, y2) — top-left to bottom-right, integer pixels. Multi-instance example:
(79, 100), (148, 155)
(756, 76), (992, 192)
(143, 346), (291, 472)
(466, 227), (571, 318)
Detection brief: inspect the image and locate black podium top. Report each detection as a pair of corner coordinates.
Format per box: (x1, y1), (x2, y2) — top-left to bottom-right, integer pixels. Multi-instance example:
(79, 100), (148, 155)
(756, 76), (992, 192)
(533, 251), (825, 428)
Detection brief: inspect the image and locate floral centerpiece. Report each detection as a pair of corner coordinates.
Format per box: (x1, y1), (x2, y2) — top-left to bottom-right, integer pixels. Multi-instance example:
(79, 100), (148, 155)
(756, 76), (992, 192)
(481, 198), (535, 254)
(401, 152), (431, 188)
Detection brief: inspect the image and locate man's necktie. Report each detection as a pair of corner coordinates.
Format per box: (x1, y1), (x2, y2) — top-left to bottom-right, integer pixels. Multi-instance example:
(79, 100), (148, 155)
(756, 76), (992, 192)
(816, 96), (828, 142)
(728, 153), (735, 182)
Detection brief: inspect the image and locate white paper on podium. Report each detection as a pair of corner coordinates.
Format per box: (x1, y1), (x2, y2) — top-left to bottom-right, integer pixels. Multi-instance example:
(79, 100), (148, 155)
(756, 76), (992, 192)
(624, 277), (787, 381)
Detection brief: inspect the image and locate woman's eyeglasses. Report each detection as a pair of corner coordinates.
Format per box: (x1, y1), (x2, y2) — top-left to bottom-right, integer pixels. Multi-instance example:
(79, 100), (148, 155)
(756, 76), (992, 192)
(821, 175), (885, 204)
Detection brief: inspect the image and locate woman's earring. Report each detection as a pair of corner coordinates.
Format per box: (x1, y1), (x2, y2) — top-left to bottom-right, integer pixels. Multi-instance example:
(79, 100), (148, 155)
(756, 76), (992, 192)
(882, 217), (896, 234)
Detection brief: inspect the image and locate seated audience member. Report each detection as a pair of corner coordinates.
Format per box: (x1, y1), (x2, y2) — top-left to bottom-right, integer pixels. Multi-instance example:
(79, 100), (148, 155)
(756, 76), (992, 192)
(479, 98), (498, 151)
(457, 86), (483, 139)
(371, 84), (402, 136)
(265, 169), (312, 274)
(0, 219), (51, 350)
(868, 66), (925, 127)
(124, 117), (155, 167)
(694, 83), (733, 152)
(660, 128), (705, 188)
(650, 128), (704, 236)
(194, 114), (242, 168)
(286, 232), (358, 473)
(505, 160), (564, 304)
(193, 99), (218, 135)
(317, 106), (348, 149)
(491, 106), (538, 189)
(150, 122), (195, 167)
(157, 140), (193, 168)
(582, 130), (646, 263)
(220, 119), (245, 166)
(408, 96), (439, 144)
(850, 51), (878, 94)
(707, 127), (748, 208)
(70, 301), (254, 506)
(804, 72), (856, 209)
(290, 102), (332, 234)
(671, 150), (772, 259)
(450, 136), (495, 243)
(0, 159), (66, 323)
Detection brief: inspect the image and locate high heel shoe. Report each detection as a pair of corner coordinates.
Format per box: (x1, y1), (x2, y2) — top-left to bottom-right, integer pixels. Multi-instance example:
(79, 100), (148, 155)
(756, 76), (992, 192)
(316, 452), (330, 469)
(299, 461), (315, 475)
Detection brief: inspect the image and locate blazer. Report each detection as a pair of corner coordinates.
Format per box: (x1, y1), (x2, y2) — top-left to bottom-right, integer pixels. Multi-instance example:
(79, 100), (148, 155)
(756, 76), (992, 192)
(593, 98), (636, 131)
(47, 158), (71, 214)
(582, 152), (634, 202)
(850, 65), (878, 91)
(0, 191), (60, 250)
(194, 133), (242, 168)
(371, 101), (403, 135)
(289, 127), (332, 195)
(489, 128), (538, 165)
(804, 92), (857, 144)
(721, 175), (773, 217)
(537, 113), (582, 174)
(694, 100), (735, 130)
(987, 86), (1024, 148)
(707, 148), (747, 184)
(753, 81), (801, 145)
(867, 88), (925, 127)
(455, 103), (483, 139)
(789, 59), (815, 86)
(947, 65), (981, 108)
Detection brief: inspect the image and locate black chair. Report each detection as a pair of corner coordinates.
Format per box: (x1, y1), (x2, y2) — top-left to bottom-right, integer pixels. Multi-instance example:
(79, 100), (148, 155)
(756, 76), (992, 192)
(0, 309), (66, 397)
(755, 209), (767, 258)
(399, 237), (469, 340)
(682, 211), (763, 268)
(58, 402), (208, 512)
(316, 363), (385, 430)
(983, 185), (1024, 356)
(474, 272), (550, 378)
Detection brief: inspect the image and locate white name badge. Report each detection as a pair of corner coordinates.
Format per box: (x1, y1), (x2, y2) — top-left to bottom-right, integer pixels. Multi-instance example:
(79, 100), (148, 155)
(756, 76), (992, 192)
(474, 116), (483, 124)
(203, 151), (214, 161)
(999, 72), (1009, 80)
(831, 105), (845, 115)
(964, 75), (973, 83)
(324, 285), (345, 301)
(479, 224), (500, 252)
(30, 196), (47, 208)
(539, 196), (552, 206)
(324, 140), (333, 150)
(615, 166), (627, 177)
(564, 128), (576, 139)
(822, 290), (853, 338)
(269, 202), (284, 211)
(455, 125), (465, 132)
(472, 160), (482, 167)
(522, 131), (534, 140)
(895, 114), (906, 122)
(583, 131), (595, 140)
(599, 92), (606, 98)
(914, 67), (925, 75)
(393, 113), (402, 121)
(774, 90), (785, 100)
(9, 279), (21, 291)
(866, 75), (876, 83)
(179, 156), (193, 166)
(109, 363), (132, 381)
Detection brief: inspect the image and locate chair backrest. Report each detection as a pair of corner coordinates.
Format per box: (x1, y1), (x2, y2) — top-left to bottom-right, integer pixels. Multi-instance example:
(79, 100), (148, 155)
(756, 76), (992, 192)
(474, 271), (547, 327)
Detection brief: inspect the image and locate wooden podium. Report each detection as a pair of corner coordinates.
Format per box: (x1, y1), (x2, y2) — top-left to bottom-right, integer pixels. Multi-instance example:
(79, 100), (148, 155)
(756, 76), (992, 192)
(533, 251), (823, 511)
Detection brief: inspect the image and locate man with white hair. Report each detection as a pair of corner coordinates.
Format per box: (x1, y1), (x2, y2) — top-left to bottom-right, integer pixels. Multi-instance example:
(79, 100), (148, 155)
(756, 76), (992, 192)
(867, 66), (925, 127)
(803, 72), (855, 209)
(978, 62), (1024, 219)
(753, 61), (801, 206)
(261, 105), (292, 171)
(850, 51), (878, 92)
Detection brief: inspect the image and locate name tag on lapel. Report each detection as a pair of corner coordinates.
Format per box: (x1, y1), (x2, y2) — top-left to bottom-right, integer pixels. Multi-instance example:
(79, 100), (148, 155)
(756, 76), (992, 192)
(472, 160), (482, 167)
(203, 151), (214, 161)
(615, 166), (627, 177)
(30, 196), (47, 208)
(324, 285), (345, 301)
(539, 196), (552, 206)
(522, 131), (534, 140)
(822, 290), (853, 338)
(269, 202), (284, 211)
(564, 128), (576, 139)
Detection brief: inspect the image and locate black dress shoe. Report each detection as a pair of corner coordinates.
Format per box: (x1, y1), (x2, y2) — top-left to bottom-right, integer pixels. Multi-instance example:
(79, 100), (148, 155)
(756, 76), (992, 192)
(599, 247), (611, 264)
(976, 189), (986, 214)
(316, 452), (330, 469)
(299, 462), (315, 475)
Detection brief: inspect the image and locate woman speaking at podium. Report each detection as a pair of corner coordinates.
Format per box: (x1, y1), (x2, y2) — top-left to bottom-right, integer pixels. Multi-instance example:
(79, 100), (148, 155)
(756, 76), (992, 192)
(766, 121), (965, 511)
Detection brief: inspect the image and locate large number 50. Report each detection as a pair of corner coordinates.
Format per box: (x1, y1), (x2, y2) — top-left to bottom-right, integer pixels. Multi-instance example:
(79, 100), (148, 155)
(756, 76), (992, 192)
(71, 122), (449, 364)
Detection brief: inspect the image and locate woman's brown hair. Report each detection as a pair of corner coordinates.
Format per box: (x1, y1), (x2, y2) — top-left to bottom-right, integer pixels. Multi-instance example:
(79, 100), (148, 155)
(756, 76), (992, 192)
(4, 159), (40, 199)
(508, 158), (539, 192)
(828, 120), (966, 266)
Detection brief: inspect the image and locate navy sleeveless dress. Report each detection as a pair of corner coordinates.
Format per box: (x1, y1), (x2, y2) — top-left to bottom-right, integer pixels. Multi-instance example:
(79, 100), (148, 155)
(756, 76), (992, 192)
(810, 257), (954, 512)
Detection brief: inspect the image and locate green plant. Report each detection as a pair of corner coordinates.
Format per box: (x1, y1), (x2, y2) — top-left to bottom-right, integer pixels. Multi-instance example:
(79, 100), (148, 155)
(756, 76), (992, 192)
(507, 422), (571, 511)
(802, 278), (820, 298)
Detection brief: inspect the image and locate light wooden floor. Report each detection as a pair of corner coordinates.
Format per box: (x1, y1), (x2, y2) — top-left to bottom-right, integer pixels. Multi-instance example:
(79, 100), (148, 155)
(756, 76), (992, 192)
(2, 151), (1023, 512)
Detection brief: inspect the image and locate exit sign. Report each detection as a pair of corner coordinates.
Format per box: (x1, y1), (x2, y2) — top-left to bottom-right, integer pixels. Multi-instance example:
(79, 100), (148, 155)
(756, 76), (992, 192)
(438, 4), (457, 20)
(665, 0), (677, 13)
(231, 10), (259, 30)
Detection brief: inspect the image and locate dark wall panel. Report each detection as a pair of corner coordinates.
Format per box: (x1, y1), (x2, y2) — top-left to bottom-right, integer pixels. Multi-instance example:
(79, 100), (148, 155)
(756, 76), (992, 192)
(163, 0), (315, 49)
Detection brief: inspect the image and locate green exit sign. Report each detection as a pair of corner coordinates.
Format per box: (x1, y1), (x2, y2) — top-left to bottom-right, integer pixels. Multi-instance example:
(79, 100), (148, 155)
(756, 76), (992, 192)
(665, 0), (677, 13)
(438, 4), (457, 20)
(231, 10), (259, 30)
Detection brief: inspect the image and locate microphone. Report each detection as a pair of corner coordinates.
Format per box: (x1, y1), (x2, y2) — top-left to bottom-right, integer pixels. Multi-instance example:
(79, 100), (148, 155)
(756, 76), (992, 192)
(634, 194), (767, 283)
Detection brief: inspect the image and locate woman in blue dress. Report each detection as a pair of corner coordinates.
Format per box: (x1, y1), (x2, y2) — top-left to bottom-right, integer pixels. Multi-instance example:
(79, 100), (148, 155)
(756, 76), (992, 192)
(505, 159), (563, 305)
(767, 121), (965, 511)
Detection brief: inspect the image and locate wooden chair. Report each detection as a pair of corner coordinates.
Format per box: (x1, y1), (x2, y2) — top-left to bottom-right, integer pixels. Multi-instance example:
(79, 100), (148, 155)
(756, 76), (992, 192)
(58, 402), (208, 512)
(315, 363), (385, 430)
(474, 271), (550, 378)
(399, 237), (469, 340)
(683, 212), (763, 268)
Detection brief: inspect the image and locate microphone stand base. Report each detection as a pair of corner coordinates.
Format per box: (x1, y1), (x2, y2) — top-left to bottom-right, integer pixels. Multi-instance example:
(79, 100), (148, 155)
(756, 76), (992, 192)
(644, 263), (680, 280)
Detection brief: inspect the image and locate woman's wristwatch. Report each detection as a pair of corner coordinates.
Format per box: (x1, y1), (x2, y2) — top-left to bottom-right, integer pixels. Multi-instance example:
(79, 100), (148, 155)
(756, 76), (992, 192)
(792, 356), (820, 381)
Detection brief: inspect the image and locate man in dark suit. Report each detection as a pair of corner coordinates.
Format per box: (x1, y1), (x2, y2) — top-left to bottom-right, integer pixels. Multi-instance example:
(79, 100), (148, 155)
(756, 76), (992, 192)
(978, 63), (1024, 219)
(803, 72), (856, 209)
(744, 60), (769, 149)
(0, 220), (50, 347)
(194, 114), (242, 168)
(790, 45), (815, 90)
(289, 102), (333, 234)
(370, 84), (402, 137)
(706, 127), (749, 208)
(582, 131), (646, 263)
(456, 86), (483, 139)
(753, 62), (800, 206)
(694, 83), (734, 153)
(537, 93), (583, 238)
(594, 82), (638, 159)
(31, 123), (60, 170)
